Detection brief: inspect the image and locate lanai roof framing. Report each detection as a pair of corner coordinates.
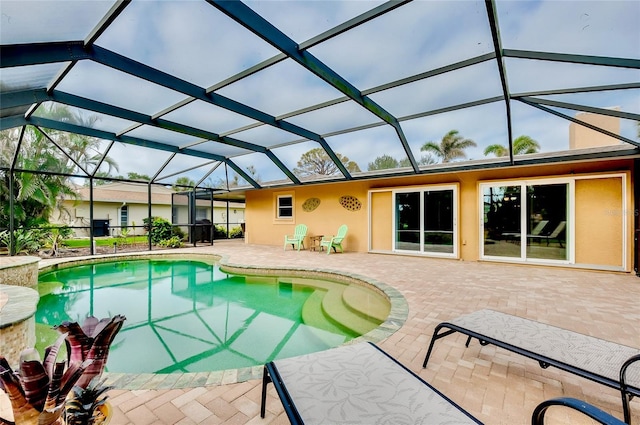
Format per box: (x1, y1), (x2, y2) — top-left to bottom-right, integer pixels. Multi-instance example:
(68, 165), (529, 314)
(1, 0), (639, 191)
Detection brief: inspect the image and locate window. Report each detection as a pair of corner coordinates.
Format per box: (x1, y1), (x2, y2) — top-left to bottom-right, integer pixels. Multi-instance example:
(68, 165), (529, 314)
(172, 206), (178, 224)
(196, 207), (208, 220)
(394, 185), (457, 257)
(277, 195), (293, 219)
(481, 181), (569, 262)
(120, 205), (128, 229)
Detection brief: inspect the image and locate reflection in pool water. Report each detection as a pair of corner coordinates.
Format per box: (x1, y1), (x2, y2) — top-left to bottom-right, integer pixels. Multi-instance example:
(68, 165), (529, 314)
(37, 259), (390, 374)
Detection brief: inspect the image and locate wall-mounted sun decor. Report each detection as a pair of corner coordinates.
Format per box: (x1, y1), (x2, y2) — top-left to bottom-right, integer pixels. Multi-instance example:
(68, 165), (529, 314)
(302, 197), (321, 212)
(339, 195), (361, 211)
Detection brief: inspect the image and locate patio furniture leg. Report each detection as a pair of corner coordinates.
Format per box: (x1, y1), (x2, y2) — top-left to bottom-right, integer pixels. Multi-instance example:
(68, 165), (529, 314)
(621, 354), (640, 424)
(261, 366), (271, 418)
(423, 326), (457, 368)
(532, 397), (626, 425)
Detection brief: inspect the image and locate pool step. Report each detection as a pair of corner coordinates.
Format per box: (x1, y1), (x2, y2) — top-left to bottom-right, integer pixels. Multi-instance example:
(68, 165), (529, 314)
(297, 278), (389, 337)
(320, 286), (384, 336)
(342, 285), (390, 323)
(301, 290), (351, 336)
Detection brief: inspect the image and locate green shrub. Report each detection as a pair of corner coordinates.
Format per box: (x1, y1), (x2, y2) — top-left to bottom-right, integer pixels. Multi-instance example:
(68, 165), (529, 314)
(0, 229), (42, 253)
(229, 226), (244, 238)
(143, 217), (172, 244)
(213, 225), (228, 239)
(172, 226), (186, 240)
(158, 236), (183, 248)
(42, 226), (72, 255)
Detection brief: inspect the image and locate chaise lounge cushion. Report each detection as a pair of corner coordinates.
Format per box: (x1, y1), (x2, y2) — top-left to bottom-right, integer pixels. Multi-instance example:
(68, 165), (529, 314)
(268, 342), (481, 424)
(444, 309), (640, 389)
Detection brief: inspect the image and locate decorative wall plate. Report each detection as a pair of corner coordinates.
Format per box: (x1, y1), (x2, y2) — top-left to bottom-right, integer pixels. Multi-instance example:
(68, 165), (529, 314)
(339, 195), (361, 211)
(302, 197), (321, 212)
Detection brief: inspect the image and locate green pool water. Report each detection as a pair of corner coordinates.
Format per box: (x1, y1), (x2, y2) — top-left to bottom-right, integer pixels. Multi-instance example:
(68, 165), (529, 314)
(37, 259), (389, 374)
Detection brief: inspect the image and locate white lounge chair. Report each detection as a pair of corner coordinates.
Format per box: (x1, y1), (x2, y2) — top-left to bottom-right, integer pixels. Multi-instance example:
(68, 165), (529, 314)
(423, 309), (640, 424)
(261, 342), (481, 424)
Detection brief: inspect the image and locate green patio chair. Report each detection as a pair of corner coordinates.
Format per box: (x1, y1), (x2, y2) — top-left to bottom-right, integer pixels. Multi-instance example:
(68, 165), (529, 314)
(320, 224), (348, 254)
(284, 224), (307, 251)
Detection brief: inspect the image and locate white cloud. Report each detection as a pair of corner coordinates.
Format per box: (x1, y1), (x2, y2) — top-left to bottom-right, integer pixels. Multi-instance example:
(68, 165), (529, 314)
(0, 1), (113, 44)
(245, 0), (386, 44)
(95, 1), (280, 87)
(496, 0), (640, 58)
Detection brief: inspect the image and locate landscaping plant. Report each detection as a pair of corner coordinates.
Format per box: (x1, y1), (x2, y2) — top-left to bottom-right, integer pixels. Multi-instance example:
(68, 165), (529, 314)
(55, 315), (126, 389)
(0, 315), (126, 425)
(0, 334), (90, 425)
(64, 379), (112, 425)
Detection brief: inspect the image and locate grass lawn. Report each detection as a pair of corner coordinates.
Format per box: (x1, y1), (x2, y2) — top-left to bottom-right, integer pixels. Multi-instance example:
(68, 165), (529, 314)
(64, 236), (149, 248)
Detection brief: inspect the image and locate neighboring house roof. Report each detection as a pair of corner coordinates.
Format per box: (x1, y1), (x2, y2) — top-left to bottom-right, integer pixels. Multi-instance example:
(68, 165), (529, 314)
(69, 183), (244, 208)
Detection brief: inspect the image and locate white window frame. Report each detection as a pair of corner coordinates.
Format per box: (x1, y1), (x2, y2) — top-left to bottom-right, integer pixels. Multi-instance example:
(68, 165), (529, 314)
(479, 178), (574, 265)
(276, 194), (294, 220)
(120, 205), (128, 228)
(391, 184), (458, 258)
(479, 173), (627, 268)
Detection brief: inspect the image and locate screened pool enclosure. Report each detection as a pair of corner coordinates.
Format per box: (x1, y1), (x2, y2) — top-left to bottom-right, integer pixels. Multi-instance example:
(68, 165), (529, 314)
(1, 0), (638, 255)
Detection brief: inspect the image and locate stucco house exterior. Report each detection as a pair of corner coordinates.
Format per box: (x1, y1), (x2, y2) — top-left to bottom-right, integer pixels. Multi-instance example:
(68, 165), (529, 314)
(244, 114), (635, 273)
(54, 182), (245, 238)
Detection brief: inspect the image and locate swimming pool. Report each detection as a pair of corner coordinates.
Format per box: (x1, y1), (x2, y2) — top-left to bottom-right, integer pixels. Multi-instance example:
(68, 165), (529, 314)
(37, 258), (391, 374)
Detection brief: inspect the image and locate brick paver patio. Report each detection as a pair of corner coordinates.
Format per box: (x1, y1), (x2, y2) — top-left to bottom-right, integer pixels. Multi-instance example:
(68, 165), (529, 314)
(2, 240), (638, 424)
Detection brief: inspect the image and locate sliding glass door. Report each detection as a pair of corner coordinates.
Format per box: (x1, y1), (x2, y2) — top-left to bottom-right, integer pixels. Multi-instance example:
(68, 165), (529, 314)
(483, 185), (521, 258)
(396, 192), (420, 252)
(395, 186), (457, 256)
(482, 181), (570, 262)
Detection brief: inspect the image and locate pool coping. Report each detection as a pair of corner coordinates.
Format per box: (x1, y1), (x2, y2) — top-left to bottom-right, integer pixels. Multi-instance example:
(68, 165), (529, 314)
(37, 251), (409, 390)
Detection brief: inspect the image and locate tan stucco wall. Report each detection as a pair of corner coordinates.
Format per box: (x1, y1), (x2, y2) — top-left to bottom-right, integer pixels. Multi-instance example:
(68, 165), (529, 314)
(245, 159), (634, 271)
(569, 111), (621, 149)
(246, 182), (371, 252)
(370, 191), (392, 251)
(575, 177), (624, 267)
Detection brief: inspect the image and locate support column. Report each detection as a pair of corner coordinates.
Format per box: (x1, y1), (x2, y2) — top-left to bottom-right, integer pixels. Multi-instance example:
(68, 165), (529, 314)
(8, 169), (15, 256)
(89, 178), (95, 255)
(634, 159), (639, 276)
(148, 183), (152, 251)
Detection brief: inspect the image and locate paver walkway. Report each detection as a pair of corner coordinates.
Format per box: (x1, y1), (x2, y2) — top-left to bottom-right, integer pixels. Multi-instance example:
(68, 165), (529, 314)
(2, 240), (638, 424)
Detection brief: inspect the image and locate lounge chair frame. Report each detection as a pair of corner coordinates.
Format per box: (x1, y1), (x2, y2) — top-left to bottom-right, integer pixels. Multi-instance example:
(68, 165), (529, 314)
(261, 342), (482, 424)
(529, 220), (566, 247)
(422, 309), (640, 424)
(533, 397), (627, 425)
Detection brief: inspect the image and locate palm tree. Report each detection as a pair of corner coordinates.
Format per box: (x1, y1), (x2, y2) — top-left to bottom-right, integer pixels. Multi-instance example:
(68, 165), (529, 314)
(483, 144), (509, 157)
(37, 103), (118, 175)
(0, 104), (119, 229)
(421, 130), (477, 163)
(0, 128), (78, 228)
(484, 135), (541, 157)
